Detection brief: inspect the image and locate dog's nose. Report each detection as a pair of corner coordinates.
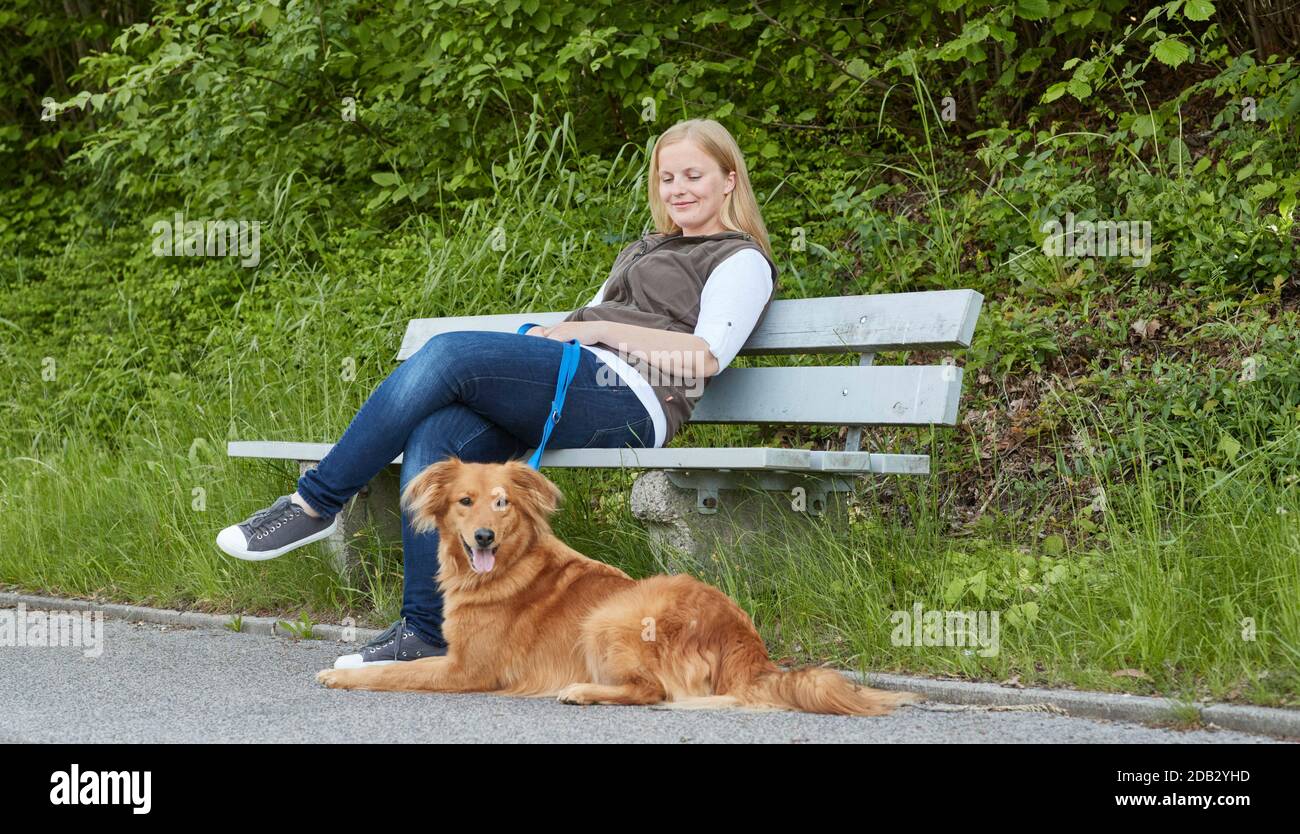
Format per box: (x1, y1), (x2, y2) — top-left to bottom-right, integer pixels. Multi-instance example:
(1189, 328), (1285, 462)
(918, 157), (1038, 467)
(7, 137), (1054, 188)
(474, 528), (495, 547)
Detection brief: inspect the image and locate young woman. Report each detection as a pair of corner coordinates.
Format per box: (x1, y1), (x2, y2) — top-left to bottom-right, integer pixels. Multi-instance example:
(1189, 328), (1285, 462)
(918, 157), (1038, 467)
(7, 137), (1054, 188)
(216, 118), (780, 669)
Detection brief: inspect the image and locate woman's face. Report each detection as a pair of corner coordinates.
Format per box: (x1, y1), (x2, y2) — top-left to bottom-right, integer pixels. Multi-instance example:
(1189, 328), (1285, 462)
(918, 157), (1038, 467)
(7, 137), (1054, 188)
(657, 139), (736, 236)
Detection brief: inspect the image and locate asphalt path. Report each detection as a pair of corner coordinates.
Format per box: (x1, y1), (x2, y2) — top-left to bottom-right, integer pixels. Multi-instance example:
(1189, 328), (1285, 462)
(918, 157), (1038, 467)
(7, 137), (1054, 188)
(0, 618), (1280, 743)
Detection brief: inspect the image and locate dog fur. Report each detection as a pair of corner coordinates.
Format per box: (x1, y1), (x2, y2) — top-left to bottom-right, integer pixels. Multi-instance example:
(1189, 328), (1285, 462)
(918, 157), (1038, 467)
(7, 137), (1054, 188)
(316, 458), (917, 716)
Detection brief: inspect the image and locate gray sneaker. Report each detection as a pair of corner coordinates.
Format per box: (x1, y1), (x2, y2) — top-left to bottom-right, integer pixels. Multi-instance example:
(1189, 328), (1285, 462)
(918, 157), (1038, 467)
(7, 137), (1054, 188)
(333, 618), (449, 669)
(216, 495), (338, 561)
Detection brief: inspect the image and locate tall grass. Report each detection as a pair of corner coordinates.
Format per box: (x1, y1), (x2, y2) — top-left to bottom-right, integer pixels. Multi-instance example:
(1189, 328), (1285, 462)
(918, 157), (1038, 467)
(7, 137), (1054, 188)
(667, 385), (1300, 707)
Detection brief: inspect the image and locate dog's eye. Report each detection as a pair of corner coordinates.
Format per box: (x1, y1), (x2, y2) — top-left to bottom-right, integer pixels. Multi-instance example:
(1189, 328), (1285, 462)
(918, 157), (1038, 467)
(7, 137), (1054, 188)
(493, 496), (509, 510)
(459, 496), (472, 506)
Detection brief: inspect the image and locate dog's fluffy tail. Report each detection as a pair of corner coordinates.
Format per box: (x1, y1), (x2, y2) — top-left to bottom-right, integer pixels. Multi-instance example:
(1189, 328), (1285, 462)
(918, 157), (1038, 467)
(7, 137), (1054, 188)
(735, 665), (918, 716)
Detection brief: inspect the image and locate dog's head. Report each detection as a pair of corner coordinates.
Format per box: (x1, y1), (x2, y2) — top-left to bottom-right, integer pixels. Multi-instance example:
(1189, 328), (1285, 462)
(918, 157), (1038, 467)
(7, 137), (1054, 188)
(400, 458), (563, 576)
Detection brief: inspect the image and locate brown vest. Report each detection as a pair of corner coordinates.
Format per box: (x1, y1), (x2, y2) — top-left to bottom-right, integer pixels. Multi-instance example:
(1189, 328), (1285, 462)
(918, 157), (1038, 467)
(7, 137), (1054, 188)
(561, 229), (779, 445)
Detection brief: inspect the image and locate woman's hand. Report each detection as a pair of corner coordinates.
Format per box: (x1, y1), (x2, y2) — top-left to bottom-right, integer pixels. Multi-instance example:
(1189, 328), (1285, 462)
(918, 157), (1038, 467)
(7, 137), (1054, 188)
(538, 322), (606, 346)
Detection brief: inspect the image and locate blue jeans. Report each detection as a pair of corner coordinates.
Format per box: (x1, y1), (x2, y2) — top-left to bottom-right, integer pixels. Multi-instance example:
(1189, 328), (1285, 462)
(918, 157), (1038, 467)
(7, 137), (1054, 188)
(295, 330), (655, 647)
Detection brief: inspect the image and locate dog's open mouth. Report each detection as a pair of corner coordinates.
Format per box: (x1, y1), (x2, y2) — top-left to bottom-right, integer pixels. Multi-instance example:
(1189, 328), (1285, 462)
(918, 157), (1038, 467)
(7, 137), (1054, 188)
(461, 537), (499, 573)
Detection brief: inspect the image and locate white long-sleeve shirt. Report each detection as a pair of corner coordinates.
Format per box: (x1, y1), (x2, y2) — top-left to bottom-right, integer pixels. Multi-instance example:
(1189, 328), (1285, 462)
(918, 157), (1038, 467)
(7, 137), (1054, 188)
(579, 247), (774, 448)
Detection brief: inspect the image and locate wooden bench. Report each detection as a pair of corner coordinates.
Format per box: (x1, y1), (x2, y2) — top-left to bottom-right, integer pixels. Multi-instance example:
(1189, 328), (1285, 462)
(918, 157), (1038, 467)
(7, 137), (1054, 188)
(228, 288), (983, 576)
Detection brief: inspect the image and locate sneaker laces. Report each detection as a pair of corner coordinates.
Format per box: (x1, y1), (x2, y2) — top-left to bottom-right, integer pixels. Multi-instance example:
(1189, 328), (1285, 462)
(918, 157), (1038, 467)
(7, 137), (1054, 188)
(359, 616), (441, 662)
(244, 498), (300, 533)
(363, 616), (411, 661)
(368, 619), (403, 647)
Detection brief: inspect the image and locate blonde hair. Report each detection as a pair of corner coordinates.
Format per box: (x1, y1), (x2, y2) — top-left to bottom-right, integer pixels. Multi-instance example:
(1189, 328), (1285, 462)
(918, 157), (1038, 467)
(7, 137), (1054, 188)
(646, 118), (775, 263)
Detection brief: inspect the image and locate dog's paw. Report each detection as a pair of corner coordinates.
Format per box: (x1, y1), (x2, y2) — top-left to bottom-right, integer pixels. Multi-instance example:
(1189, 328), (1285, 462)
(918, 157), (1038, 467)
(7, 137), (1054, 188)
(556, 683), (594, 705)
(317, 669), (347, 688)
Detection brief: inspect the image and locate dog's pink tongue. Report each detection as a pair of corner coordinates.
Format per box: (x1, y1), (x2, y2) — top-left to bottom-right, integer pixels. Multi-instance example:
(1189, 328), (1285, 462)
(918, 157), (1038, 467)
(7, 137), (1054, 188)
(471, 547), (496, 573)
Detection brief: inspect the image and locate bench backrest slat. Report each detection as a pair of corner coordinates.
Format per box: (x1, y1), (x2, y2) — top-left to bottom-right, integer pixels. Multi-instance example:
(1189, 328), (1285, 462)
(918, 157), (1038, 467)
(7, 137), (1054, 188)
(396, 289), (983, 360)
(392, 288), (980, 429)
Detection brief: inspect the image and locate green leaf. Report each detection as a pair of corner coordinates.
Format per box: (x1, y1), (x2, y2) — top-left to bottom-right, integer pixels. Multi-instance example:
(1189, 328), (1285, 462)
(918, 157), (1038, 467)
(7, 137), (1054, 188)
(1183, 0), (1215, 21)
(1218, 432), (1241, 462)
(1016, 0), (1050, 20)
(1132, 114), (1158, 137)
(1252, 181), (1279, 200)
(259, 4), (280, 29)
(371, 172), (399, 186)
(1168, 137), (1191, 165)
(1151, 38), (1192, 67)
(1279, 190), (1297, 218)
(1006, 601), (1040, 627)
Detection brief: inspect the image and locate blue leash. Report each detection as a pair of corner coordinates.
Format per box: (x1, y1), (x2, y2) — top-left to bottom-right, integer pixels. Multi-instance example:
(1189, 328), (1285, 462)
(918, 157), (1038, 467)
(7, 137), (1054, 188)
(515, 322), (582, 470)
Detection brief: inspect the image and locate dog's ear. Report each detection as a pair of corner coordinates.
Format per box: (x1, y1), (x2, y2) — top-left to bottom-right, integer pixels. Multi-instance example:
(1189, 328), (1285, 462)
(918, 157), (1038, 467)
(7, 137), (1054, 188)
(401, 458), (462, 534)
(505, 459), (563, 525)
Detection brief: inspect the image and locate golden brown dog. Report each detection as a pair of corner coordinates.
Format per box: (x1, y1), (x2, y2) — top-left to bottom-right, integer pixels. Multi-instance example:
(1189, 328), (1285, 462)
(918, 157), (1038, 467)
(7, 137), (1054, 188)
(316, 458), (917, 716)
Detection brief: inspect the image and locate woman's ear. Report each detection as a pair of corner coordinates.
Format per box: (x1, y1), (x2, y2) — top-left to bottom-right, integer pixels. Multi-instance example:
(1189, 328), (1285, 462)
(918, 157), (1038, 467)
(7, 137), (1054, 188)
(505, 459), (563, 526)
(401, 458), (462, 534)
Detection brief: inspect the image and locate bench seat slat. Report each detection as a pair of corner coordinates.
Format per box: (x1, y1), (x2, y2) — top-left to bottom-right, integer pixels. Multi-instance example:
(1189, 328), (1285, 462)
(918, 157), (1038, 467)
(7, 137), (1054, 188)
(227, 441), (928, 474)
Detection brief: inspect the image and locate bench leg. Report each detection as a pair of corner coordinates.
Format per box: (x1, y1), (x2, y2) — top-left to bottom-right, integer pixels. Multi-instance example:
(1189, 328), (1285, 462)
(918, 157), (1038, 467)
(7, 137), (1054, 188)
(630, 469), (854, 571)
(297, 461), (405, 583)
